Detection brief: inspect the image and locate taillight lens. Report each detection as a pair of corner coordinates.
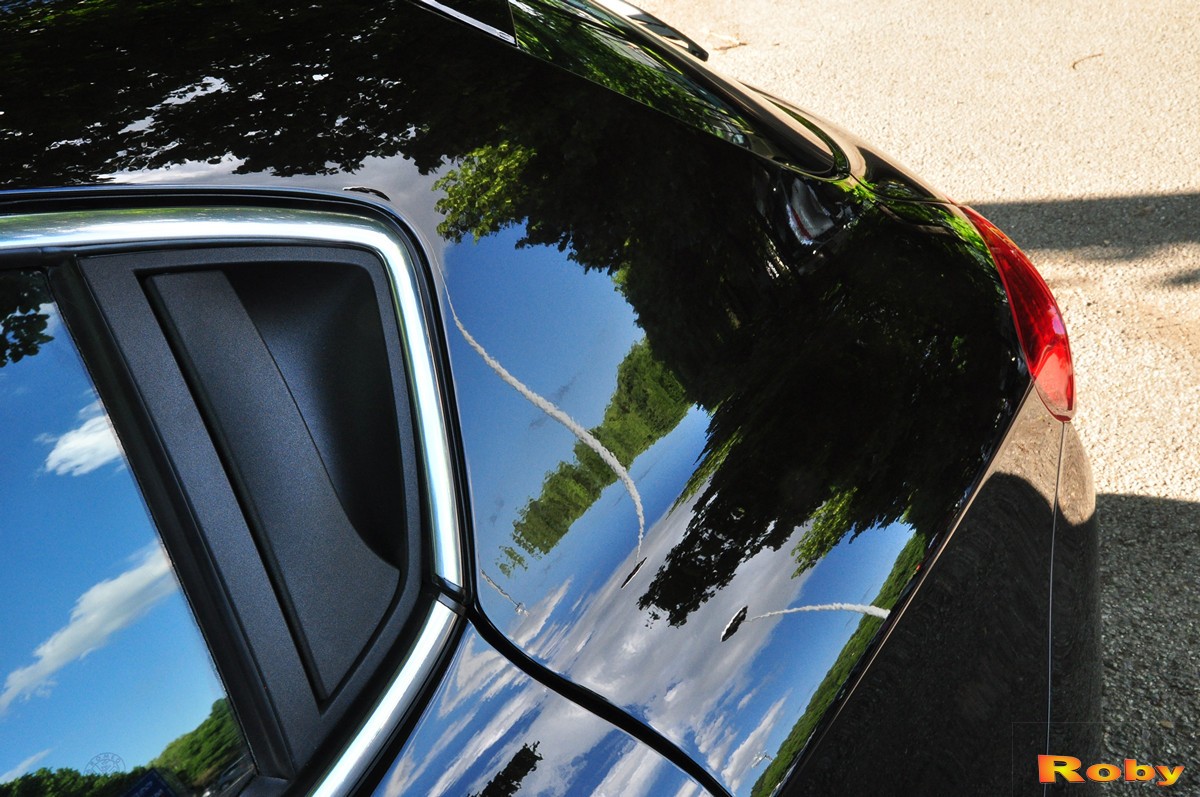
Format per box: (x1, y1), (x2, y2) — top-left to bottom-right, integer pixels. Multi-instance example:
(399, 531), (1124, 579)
(960, 205), (1075, 421)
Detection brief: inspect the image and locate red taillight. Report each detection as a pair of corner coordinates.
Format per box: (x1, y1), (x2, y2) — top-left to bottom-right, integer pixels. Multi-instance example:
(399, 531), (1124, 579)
(960, 206), (1075, 421)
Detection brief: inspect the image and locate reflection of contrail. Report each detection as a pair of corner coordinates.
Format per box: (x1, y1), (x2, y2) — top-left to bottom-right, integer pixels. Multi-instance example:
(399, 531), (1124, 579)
(722, 602), (890, 641)
(749, 603), (890, 621)
(449, 307), (647, 553)
(480, 569), (527, 616)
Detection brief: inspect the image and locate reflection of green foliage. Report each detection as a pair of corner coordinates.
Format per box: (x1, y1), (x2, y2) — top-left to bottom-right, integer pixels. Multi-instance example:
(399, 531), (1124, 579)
(0, 767), (147, 797)
(0, 670), (243, 797)
(150, 698), (244, 788)
(1, 0), (534, 181)
(498, 545), (528, 574)
(468, 741), (542, 797)
(791, 488), (862, 577)
(0, 272), (54, 368)
(637, 204), (1017, 626)
(503, 339), (689, 572)
(1, 0), (761, 183)
(436, 142), (536, 242)
(750, 533), (927, 797)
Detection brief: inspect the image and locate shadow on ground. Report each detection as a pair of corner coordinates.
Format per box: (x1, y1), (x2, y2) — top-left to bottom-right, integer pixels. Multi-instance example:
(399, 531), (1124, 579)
(1095, 493), (1200, 792)
(974, 193), (1200, 274)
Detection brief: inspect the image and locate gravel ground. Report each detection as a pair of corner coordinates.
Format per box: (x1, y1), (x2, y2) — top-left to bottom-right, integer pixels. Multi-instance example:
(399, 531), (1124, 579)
(638, 0), (1200, 789)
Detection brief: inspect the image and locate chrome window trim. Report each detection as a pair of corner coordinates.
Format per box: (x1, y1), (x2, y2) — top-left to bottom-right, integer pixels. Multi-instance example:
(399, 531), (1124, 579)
(0, 207), (464, 591)
(415, 0), (517, 44)
(311, 599), (457, 797)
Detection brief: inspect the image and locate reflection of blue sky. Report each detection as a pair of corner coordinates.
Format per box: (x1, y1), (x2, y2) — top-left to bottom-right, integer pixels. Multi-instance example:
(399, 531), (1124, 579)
(442, 226), (918, 792)
(0, 298), (233, 780)
(441, 226), (644, 596)
(532, 408), (710, 599)
(374, 627), (702, 797)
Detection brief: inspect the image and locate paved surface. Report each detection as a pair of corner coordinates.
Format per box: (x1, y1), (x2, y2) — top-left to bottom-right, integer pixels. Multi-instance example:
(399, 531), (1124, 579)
(641, 0), (1200, 788)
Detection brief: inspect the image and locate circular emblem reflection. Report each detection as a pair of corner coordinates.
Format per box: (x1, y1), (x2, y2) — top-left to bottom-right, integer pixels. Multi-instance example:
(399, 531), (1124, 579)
(85, 753), (126, 776)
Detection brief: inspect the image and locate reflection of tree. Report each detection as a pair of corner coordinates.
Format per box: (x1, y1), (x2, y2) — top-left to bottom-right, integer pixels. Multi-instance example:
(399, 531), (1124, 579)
(6, 0), (1021, 628)
(502, 339), (689, 574)
(468, 742), (543, 797)
(636, 203), (1016, 626)
(150, 698), (244, 789)
(2, 0), (525, 181)
(0, 699), (239, 797)
(2, 0), (760, 184)
(0, 272), (53, 368)
(0, 766), (145, 797)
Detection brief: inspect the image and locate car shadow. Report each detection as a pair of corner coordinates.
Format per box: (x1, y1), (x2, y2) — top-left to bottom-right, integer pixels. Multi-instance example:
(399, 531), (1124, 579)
(1094, 492), (1199, 786)
(974, 193), (1200, 279)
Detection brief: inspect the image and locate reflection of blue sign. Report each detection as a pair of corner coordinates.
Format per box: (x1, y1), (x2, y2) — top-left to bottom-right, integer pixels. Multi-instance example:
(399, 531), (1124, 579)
(122, 769), (178, 797)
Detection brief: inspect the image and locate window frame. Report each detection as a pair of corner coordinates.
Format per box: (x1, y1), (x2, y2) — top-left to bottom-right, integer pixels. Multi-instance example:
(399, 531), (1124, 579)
(0, 205), (466, 797)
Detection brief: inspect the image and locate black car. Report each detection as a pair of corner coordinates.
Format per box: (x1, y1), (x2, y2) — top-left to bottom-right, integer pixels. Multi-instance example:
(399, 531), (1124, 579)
(0, 0), (1097, 795)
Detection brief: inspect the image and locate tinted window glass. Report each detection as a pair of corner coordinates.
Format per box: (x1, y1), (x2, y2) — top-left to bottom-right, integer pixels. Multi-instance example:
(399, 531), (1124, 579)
(0, 270), (251, 795)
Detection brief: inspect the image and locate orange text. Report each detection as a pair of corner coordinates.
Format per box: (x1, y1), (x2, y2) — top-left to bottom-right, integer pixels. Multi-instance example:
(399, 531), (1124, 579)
(1039, 756), (1184, 787)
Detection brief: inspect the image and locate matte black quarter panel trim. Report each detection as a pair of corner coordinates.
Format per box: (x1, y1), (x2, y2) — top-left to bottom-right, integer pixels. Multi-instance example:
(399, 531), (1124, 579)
(57, 256), (305, 777)
(143, 258), (406, 703)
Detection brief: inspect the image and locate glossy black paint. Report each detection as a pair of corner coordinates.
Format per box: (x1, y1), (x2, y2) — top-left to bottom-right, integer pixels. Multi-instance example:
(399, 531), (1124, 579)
(782, 393), (1064, 794)
(1, 0), (1098, 794)
(425, 0), (515, 38)
(370, 624), (703, 796)
(442, 186), (1041, 795)
(1048, 424), (1102, 796)
(506, 0), (944, 202)
(508, 0), (839, 175)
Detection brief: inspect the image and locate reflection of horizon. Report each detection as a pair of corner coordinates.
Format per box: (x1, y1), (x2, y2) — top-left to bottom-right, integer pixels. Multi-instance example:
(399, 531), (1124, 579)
(487, 404), (710, 619)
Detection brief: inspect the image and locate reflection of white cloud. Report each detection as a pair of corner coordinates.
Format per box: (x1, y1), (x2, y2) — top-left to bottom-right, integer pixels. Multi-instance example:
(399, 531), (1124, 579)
(721, 696), (789, 792)
(0, 749), (52, 784)
(99, 153), (247, 183)
(0, 544), (177, 715)
(380, 754), (418, 797)
(510, 578), (573, 648)
(36, 303), (62, 338)
(378, 624), (711, 796)
(383, 632), (539, 797)
(117, 77), (228, 135)
(39, 401), (123, 476)
(511, 695), (716, 797)
(670, 782), (703, 797)
(161, 76), (228, 106)
(427, 694), (533, 797)
(508, 487), (817, 794)
(589, 736), (668, 797)
(437, 633), (518, 719)
(382, 710), (473, 797)
(376, 485), (830, 795)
